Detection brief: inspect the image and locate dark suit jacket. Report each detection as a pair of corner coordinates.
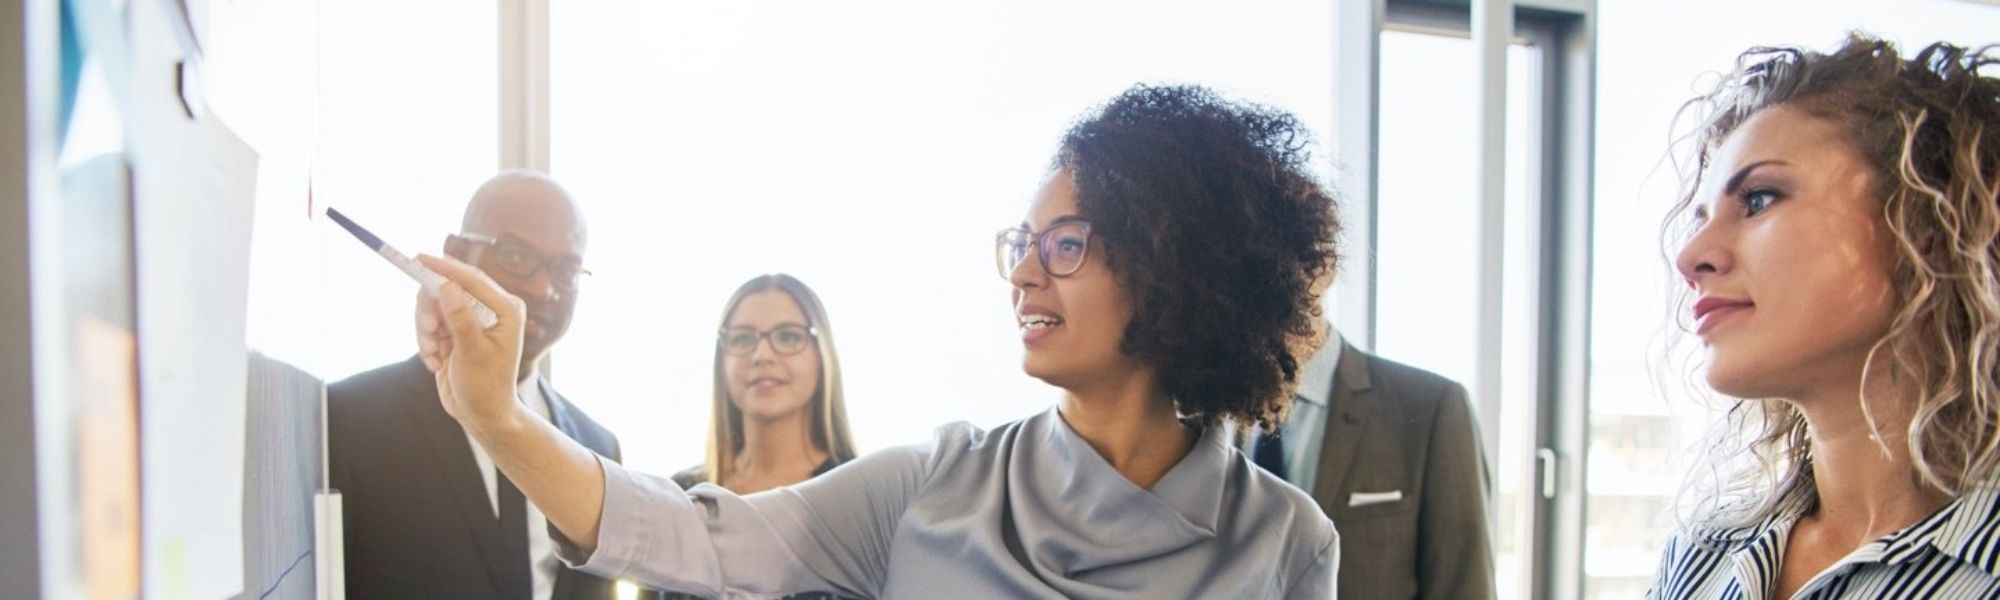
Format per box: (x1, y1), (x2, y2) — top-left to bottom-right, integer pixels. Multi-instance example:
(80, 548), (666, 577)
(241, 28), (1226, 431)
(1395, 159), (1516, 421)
(1309, 342), (1496, 600)
(328, 356), (639, 600)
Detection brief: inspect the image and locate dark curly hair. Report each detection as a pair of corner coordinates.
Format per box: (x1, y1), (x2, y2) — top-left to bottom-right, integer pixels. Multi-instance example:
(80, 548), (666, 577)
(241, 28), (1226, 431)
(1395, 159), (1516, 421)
(1055, 84), (1341, 430)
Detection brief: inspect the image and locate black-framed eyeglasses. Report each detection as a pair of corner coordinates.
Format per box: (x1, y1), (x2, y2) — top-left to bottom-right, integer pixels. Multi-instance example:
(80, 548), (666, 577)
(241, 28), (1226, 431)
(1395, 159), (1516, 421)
(718, 324), (818, 356)
(453, 232), (592, 291)
(996, 221), (1092, 279)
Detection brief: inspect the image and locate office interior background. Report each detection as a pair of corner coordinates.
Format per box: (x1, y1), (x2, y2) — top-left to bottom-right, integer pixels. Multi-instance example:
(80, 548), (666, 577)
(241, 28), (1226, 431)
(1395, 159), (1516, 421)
(5, 0), (2000, 598)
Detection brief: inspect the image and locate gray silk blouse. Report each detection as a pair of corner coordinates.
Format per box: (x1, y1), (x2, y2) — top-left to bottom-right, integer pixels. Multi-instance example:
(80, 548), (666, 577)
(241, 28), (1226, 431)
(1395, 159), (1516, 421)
(557, 407), (1339, 598)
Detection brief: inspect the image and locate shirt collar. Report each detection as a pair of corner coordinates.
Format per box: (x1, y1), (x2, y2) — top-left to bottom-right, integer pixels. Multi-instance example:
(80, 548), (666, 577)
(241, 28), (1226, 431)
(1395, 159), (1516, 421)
(518, 373), (552, 421)
(1724, 485), (2000, 581)
(1912, 485), (2000, 578)
(1032, 406), (1221, 570)
(1293, 328), (1343, 407)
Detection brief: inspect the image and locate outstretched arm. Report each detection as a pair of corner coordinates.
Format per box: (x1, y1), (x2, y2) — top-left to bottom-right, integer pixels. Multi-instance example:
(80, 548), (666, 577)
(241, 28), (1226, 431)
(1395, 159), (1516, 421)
(415, 255), (921, 596)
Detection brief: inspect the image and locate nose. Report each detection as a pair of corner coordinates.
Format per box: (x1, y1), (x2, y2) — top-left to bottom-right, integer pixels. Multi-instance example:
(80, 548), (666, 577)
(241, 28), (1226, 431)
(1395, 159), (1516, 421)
(1675, 214), (1732, 290)
(749, 332), (779, 364)
(520, 265), (560, 303)
(497, 266), (561, 306)
(1008, 243), (1049, 292)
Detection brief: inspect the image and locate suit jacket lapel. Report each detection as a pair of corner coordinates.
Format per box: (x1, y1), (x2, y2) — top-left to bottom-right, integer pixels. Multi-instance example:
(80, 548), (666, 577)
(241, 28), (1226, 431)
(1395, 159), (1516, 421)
(391, 356), (513, 596)
(540, 377), (584, 442)
(1312, 342), (1376, 511)
(538, 378), (599, 597)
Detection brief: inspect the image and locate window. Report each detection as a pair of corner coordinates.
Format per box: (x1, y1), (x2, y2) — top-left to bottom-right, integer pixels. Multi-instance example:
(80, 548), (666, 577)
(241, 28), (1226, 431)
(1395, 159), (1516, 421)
(214, 0), (500, 379)
(1374, 27), (1548, 600)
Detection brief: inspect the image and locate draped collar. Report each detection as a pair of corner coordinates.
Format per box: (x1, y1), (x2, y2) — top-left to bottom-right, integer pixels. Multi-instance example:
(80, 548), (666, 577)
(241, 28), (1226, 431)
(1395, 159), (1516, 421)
(1009, 406), (1230, 572)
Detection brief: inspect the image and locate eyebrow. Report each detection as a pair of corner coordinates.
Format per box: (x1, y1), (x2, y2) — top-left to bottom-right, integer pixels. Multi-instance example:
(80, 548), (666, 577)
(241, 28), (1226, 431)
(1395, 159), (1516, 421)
(1722, 160), (1789, 195)
(491, 232), (584, 263)
(724, 320), (810, 330)
(1020, 214), (1088, 230)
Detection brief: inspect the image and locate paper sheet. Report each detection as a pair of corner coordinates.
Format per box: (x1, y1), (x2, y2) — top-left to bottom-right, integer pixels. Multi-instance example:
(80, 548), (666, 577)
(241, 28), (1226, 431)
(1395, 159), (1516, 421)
(128, 0), (259, 594)
(131, 114), (257, 599)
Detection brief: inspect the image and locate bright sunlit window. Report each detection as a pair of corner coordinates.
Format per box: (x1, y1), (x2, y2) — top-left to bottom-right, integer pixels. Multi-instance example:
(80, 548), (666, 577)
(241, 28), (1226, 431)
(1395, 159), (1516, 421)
(1374, 30), (1540, 598)
(217, 0), (500, 379)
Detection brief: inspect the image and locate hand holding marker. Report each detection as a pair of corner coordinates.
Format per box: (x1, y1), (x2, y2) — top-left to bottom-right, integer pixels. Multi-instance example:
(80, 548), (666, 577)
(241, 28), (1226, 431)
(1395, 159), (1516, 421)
(325, 207), (500, 330)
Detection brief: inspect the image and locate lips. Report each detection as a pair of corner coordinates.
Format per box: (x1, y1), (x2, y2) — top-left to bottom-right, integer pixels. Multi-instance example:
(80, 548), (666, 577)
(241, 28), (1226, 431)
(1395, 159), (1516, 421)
(1016, 303), (1065, 346)
(1692, 296), (1753, 334)
(746, 375), (789, 392)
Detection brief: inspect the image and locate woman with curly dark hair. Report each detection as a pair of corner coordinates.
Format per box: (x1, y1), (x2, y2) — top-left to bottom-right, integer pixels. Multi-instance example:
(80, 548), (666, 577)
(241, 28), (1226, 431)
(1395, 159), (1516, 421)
(1648, 36), (2000, 598)
(413, 84), (1342, 598)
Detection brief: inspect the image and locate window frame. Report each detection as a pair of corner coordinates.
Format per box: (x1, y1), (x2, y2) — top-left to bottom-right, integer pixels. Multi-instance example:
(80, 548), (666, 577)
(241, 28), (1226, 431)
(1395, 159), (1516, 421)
(1335, 0), (1596, 597)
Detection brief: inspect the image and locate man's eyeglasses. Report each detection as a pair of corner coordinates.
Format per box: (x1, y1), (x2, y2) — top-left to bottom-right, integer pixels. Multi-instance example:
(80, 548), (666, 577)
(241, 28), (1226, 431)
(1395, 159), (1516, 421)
(453, 232), (591, 292)
(996, 221), (1092, 279)
(719, 324), (818, 356)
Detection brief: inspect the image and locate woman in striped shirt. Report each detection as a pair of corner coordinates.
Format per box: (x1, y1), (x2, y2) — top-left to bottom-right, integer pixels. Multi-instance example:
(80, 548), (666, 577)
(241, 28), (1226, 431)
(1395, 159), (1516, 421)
(1651, 35), (2000, 599)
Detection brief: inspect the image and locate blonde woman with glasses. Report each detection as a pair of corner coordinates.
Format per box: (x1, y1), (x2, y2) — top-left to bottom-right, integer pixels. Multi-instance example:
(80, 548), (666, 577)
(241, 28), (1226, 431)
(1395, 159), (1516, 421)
(673, 274), (857, 494)
(662, 274), (858, 600)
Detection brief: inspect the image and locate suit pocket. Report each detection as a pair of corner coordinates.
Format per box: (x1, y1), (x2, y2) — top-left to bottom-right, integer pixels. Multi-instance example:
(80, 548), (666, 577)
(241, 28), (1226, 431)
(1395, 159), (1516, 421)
(1335, 487), (1413, 523)
(1347, 489), (1403, 507)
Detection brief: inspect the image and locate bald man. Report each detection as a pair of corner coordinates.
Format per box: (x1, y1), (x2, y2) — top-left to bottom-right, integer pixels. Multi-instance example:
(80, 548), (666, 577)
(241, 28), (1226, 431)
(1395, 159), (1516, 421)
(329, 171), (645, 599)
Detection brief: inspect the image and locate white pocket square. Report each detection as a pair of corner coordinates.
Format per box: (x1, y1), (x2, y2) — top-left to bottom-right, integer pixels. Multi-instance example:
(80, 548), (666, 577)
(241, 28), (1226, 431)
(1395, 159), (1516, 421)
(1348, 490), (1403, 507)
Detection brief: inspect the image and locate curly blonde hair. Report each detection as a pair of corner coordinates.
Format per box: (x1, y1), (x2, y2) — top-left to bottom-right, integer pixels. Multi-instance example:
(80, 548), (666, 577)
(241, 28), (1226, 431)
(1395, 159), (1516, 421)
(1663, 34), (2000, 533)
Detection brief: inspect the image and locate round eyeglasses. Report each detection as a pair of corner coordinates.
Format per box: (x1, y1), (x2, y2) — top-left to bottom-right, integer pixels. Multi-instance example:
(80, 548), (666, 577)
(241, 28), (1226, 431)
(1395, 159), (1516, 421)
(718, 324), (818, 356)
(996, 221), (1092, 279)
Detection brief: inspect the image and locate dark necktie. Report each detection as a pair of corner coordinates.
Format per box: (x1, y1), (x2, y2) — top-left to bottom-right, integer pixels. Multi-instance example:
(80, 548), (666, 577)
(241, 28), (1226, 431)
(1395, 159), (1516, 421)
(496, 474), (532, 600)
(1252, 429), (1288, 482)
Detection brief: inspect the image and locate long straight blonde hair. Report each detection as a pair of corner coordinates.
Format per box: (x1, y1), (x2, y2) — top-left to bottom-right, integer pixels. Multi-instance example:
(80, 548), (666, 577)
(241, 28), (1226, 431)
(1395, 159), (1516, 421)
(702, 274), (859, 486)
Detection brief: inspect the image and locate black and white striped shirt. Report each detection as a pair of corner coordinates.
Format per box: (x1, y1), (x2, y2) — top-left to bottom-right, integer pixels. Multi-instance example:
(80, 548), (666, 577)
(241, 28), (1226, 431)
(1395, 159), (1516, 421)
(1648, 487), (2000, 599)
